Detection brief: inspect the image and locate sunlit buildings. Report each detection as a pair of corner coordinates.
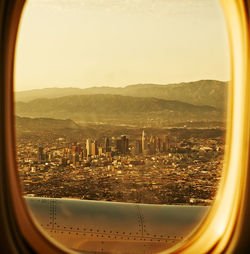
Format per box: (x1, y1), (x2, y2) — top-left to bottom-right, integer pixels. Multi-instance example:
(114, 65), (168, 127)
(162, 136), (170, 153)
(86, 139), (91, 157)
(91, 140), (98, 156)
(142, 130), (146, 154)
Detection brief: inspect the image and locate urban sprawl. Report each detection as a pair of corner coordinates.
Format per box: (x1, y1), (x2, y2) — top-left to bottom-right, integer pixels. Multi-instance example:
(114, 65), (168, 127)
(17, 129), (224, 205)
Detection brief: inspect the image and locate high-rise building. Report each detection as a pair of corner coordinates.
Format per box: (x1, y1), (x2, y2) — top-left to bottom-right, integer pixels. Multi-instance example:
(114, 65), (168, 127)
(98, 147), (102, 156)
(116, 136), (129, 155)
(105, 137), (111, 152)
(38, 144), (44, 161)
(72, 143), (81, 154)
(72, 145), (76, 153)
(142, 130), (146, 154)
(72, 153), (79, 166)
(120, 135), (129, 155)
(116, 139), (121, 153)
(86, 139), (91, 157)
(135, 140), (142, 154)
(82, 146), (87, 157)
(149, 136), (156, 154)
(155, 136), (161, 153)
(162, 136), (170, 153)
(105, 137), (109, 148)
(91, 140), (98, 156)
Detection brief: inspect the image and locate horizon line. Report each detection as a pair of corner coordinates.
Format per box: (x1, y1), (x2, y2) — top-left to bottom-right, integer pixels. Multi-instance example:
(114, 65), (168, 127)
(15, 79), (229, 92)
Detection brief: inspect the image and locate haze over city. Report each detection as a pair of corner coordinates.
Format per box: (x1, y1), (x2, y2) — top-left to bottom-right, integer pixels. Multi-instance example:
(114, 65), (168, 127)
(15, 0), (229, 206)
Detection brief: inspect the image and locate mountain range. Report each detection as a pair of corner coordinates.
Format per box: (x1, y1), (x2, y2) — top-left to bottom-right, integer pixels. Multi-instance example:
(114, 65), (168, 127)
(15, 80), (228, 127)
(15, 94), (224, 126)
(15, 80), (228, 109)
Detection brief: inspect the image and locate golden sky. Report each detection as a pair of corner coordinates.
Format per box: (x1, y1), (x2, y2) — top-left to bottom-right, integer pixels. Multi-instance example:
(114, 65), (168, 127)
(15, 0), (230, 91)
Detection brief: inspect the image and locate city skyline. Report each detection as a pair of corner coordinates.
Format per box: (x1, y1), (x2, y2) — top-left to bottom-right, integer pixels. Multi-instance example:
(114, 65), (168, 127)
(18, 125), (224, 205)
(36, 130), (170, 162)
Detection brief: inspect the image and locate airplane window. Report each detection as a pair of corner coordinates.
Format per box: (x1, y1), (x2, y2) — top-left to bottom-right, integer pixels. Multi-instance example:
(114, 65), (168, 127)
(14, 0), (230, 253)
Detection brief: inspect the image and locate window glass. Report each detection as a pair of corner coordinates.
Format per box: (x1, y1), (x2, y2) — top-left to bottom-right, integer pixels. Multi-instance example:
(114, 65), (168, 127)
(15, 0), (229, 253)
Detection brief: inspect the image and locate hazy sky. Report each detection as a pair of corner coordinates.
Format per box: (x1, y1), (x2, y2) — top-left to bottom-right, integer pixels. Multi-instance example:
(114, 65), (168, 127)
(15, 0), (230, 91)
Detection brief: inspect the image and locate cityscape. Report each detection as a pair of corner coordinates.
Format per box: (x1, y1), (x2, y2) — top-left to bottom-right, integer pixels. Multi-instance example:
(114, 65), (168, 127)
(17, 126), (224, 206)
(14, 2), (230, 252)
(15, 80), (227, 207)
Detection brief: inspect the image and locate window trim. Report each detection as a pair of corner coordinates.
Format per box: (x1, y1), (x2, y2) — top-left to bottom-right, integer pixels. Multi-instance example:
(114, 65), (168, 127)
(0, 0), (249, 253)
(166, 1), (250, 253)
(0, 1), (69, 253)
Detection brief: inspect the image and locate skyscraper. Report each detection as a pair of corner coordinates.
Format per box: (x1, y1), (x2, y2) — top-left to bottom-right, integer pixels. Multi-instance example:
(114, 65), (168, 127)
(116, 139), (121, 154)
(142, 130), (146, 154)
(121, 135), (129, 155)
(38, 144), (44, 161)
(105, 137), (111, 152)
(149, 136), (156, 154)
(155, 136), (161, 153)
(86, 139), (91, 157)
(72, 153), (79, 167)
(116, 136), (129, 155)
(162, 136), (169, 153)
(135, 140), (142, 154)
(91, 140), (98, 156)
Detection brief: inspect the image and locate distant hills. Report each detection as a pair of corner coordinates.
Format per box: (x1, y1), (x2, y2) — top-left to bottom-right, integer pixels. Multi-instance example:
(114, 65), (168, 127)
(15, 116), (80, 131)
(15, 80), (228, 127)
(15, 80), (228, 109)
(15, 94), (224, 126)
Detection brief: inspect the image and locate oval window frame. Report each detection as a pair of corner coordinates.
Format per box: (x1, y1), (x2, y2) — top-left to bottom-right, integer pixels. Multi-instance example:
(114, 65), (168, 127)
(0, 0), (249, 253)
